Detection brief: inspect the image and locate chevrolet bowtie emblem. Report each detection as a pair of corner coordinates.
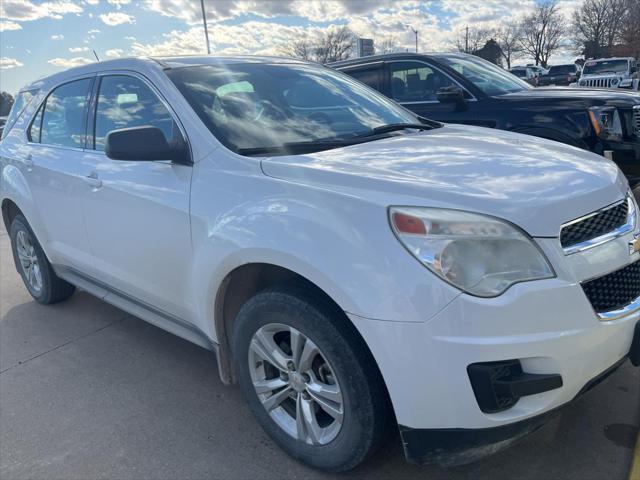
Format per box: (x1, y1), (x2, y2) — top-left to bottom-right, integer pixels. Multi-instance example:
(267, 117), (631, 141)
(631, 234), (640, 255)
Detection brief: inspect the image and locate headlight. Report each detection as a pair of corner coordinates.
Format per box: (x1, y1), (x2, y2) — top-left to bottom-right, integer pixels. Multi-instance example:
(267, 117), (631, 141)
(588, 106), (623, 140)
(389, 207), (555, 297)
(611, 77), (619, 86)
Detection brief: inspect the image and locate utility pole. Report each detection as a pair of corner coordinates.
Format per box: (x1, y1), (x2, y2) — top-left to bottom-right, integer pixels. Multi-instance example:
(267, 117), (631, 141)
(408, 25), (418, 53)
(465, 26), (469, 53)
(200, 0), (211, 55)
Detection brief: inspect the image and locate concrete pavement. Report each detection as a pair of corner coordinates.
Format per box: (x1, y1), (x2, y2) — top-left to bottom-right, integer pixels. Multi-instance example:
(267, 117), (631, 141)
(1, 228), (639, 480)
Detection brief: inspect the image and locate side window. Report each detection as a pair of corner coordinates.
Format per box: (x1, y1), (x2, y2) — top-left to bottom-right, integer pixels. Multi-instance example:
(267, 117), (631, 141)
(2, 90), (36, 140)
(346, 67), (382, 91)
(389, 62), (457, 102)
(40, 78), (92, 148)
(28, 103), (44, 143)
(94, 75), (179, 151)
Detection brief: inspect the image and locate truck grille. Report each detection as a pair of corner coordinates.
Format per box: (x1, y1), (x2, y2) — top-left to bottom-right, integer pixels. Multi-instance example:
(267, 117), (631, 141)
(560, 200), (629, 249)
(634, 106), (640, 136)
(581, 77), (616, 88)
(582, 261), (640, 314)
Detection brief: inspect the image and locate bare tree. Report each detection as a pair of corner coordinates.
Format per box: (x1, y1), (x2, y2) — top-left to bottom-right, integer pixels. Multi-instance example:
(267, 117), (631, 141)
(620, 0), (640, 58)
(279, 26), (355, 64)
(375, 34), (400, 55)
(573, 0), (626, 58)
(519, 1), (565, 67)
(455, 27), (496, 54)
(496, 22), (522, 69)
(314, 27), (355, 63)
(279, 39), (314, 61)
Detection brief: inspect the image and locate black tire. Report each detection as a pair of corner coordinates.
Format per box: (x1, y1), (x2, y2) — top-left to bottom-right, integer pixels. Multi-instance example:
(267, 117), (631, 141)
(9, 214), (75, 304)
(233, 285), (393, 472)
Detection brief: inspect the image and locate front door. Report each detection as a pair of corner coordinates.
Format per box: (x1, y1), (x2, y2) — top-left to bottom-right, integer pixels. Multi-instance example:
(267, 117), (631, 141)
(79, 73), (193, 320)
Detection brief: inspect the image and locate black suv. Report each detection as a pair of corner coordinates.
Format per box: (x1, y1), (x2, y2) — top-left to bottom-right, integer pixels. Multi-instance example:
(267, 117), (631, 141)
(330, 53), (640, 187)
(538, 64), (582, 86)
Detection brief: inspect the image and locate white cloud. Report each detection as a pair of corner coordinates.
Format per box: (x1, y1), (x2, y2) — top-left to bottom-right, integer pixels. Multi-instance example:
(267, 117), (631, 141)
(85, 0), (100, 4)
(69, 46), (89, 52)
(51, 34), (64, 40)
(124, 36), (136, 41)
(99, 12), (134, 26)
(0, 20), (22, 31)
(0, 57), (24, 69)
(47, 57), (93, 68)
(0, 1), (83, 22)
(105, 48), (124, 57)
(108, 0), (132, 6)
(88, 28), (101, 34)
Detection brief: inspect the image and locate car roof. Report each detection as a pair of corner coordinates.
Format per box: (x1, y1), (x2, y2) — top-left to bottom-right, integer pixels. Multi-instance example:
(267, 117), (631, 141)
(586, 57), (634, 62)
(19, 54), (311, 92)
(328, 52), (474, 68)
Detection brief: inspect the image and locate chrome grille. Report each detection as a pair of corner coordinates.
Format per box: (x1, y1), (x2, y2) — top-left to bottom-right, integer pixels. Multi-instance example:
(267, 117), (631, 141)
(560, 200), (629, 250)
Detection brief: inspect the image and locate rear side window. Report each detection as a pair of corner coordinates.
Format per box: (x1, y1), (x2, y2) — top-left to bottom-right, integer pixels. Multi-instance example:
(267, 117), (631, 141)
(389, 61), (457, 102)
(2, 90), (36, 140)
(33, 78), (92, 148)
(345, 67), (382, 91)
(93, 75), (179, 151)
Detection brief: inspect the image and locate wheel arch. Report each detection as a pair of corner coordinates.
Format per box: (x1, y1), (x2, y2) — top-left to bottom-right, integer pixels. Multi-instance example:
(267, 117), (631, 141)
(212, 261), (389, 405)
(1, 198), (24, 232)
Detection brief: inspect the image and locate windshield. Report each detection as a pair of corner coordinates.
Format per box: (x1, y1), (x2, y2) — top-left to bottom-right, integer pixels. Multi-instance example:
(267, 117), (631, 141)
(510, 69), (527, 78)
(548, 65), (576, 75)
(166, 63), (419, 154)
(583, 59), (628, 75)
(434, 54), (531, 96)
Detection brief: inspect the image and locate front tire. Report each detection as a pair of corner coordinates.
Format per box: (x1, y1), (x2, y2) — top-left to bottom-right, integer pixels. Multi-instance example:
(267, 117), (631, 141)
(9, 214), (75, 304)
(233, 285), (392, 472)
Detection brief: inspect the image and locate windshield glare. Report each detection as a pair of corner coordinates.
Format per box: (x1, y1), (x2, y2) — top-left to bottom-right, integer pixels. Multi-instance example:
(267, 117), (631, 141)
(166, 63), (418, 154)
(583, 60), (628, 75)
(435, 54), (531, 96)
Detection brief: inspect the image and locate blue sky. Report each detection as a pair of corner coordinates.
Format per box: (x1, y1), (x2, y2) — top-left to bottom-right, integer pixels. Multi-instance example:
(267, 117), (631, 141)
(0, 0), (582, 95)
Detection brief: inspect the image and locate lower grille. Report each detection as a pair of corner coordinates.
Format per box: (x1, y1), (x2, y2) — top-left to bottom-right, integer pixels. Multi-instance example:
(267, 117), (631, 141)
(581, 77), (616, 88)
(582, 261), (640, 314)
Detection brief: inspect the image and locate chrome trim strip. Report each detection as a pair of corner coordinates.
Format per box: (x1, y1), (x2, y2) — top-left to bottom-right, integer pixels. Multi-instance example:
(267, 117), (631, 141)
(562, 196), (637, 255)
(597, 294), (640, 321)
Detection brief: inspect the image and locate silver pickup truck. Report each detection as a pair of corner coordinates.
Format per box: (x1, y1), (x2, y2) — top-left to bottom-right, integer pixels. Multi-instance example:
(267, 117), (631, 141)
(577, 57), (639, 90)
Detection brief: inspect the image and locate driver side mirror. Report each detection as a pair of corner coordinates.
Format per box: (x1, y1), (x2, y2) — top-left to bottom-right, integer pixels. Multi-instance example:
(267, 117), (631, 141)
(436, 86), (468, 111)
(105, 126), (191, 165)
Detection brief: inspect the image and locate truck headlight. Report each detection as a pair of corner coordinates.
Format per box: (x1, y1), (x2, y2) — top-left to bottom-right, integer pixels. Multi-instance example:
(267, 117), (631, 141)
(389, 207), (555, 297)
(588, 106), (623, 140)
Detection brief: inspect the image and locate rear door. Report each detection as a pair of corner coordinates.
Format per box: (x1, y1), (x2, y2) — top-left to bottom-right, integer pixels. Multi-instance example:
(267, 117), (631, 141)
(79, 72), (193, 320)
(22, 77), (95, 272)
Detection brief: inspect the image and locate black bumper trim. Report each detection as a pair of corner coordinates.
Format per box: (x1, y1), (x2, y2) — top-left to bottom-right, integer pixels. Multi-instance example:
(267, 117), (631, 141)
(400, 352), (635, 466)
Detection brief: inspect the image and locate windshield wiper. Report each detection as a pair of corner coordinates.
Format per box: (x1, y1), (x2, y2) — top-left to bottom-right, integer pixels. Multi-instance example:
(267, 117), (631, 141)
(369, 123), (436, 135)
(237, 139), (357, 156)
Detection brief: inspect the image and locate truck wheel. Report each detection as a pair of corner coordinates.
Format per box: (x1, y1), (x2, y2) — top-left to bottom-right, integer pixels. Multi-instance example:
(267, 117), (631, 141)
(233, 285), (392, 472)
(9, 214), (75, 304)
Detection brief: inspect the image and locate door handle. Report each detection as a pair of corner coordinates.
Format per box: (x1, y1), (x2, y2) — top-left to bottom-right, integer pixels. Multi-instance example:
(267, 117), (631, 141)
(84, 172), (102, 189)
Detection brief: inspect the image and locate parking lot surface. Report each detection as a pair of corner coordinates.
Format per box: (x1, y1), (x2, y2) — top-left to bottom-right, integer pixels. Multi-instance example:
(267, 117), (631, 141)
(1, 228), (638, 480)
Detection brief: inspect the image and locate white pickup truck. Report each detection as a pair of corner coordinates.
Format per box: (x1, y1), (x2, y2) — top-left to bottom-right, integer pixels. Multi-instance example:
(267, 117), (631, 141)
(577, 57), (639, 90)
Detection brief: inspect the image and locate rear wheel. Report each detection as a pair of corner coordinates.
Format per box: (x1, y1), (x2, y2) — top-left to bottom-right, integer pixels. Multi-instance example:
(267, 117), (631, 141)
(9, 214), (75, 304)
(233, 285), (392, 472)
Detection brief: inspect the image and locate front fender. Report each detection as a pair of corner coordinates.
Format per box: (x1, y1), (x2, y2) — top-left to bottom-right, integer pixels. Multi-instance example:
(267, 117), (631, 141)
(188, 158), (459, 340)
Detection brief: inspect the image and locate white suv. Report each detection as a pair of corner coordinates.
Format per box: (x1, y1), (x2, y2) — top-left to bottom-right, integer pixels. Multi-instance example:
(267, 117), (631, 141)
(1, 56), (639, 472)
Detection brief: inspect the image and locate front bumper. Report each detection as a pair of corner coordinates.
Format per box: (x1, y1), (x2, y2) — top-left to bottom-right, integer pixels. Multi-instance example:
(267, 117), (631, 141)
(349, 226), (640, 465)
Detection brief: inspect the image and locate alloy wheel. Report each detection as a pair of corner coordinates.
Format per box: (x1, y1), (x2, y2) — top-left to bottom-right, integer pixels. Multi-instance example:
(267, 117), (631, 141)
(15, 229), (43, 293)
(248, 323), (344, 445)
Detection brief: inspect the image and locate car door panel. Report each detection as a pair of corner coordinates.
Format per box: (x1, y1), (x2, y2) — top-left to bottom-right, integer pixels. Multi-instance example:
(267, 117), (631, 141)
(79, 73), (193, 320)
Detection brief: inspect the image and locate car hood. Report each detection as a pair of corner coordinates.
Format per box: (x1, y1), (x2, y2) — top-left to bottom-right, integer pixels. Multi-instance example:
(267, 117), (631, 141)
(499, 87), (640, 106)
(261, 125), (629, 237)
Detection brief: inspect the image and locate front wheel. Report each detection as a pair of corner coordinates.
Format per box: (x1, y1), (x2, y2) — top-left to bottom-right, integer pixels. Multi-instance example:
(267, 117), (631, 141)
(233, 286), (392, 472)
